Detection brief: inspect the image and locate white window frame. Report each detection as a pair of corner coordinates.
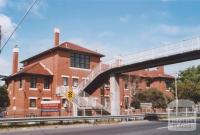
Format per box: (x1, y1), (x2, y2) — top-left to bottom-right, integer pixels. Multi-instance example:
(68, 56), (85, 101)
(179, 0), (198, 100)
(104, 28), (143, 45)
(29, 88), (38, 91)
(72, 77), (79, 88)
(30, 77), (37, 89)
(69, 67), (91, 71)
(43, 78), (50, 90)
(29, 97), (37, 109)
(62, 75), (69, 86)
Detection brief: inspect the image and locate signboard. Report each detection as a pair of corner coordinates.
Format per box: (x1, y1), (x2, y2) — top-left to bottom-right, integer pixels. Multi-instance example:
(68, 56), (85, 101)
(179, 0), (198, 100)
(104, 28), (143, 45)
(41, 100), (60, 112)
(140, 103), (152, 108)
(66, 88), (75, 102)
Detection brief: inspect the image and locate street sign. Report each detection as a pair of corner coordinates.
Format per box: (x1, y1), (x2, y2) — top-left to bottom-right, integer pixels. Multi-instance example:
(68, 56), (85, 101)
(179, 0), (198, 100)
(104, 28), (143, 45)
(66, 87), (75, 102)
(41, 100), (60, 112)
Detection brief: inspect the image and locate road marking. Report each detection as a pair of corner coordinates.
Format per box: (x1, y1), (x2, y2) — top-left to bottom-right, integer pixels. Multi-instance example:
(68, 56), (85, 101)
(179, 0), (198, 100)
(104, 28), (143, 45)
(157, 126), (168, 130)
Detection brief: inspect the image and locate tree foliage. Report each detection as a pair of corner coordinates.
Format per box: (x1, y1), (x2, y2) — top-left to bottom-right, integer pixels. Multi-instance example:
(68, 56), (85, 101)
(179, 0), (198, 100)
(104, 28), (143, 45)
(177, 66), (200, 103)
(131, 96), (140, 109)
(131, 88), (168, 109)
(0, 85), (10, 112)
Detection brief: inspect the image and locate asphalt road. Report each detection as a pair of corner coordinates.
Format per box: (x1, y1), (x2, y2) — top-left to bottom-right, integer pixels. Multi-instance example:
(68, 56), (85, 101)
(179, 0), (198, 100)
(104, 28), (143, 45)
(0, 121), (199, 135)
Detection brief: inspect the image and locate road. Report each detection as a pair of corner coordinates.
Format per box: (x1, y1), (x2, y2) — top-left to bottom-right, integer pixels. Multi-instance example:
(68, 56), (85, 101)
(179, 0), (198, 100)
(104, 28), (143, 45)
(0, 121), (199, 135)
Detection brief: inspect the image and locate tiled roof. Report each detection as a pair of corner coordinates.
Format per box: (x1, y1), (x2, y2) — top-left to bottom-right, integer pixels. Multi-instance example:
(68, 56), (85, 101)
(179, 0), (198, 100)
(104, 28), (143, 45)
(6, 62), (53, 79)
(60, 42), (104, 56)
(123, 70), (174, 79)
(21, 41), (104, 63)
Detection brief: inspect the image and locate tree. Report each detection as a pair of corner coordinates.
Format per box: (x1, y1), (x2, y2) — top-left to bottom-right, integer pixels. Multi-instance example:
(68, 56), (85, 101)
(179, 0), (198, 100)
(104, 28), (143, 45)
(0, 85), (10, 112)
(131, 88), (168, 109)
(176, 66), (200, 103)
(131, 96), (140, 109)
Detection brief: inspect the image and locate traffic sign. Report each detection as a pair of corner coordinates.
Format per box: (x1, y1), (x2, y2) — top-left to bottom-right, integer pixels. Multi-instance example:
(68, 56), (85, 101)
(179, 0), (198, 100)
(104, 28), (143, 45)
(66, 87), (75, 102)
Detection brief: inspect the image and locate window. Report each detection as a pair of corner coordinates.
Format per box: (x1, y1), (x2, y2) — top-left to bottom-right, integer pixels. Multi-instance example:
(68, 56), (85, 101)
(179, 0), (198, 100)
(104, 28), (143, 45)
(19, 78), (22, 88)
(72, 78), (78, 87)
(70, 53), (90, 69)
(82, 78), (88, 86)
(30, 77), (37, 88)
(29, 99), (36, 108)
(44, 78), (50, 89)
(124, 78), (128, 90)
(63, 77), (68, 86)
(146, 79), (152, 87)
(166, 80), (173, 90)
(62, 99), (68, 108)
(125, 97), (129, 109)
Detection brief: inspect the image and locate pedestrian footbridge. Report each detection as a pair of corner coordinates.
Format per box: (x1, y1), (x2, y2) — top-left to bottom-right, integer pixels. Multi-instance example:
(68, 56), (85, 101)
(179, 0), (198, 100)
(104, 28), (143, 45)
(61, 37), (200, 116)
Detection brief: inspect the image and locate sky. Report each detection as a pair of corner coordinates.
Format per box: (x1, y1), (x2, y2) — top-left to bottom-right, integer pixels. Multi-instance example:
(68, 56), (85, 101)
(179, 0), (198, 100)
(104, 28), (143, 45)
(1, 0), (200, 76)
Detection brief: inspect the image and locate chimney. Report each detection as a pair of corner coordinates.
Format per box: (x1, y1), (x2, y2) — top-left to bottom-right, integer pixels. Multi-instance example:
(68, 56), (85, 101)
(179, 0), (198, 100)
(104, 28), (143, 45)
(54, 28), (60, 46)
(12, 45), (19, 74)
(157, 66), (164, 74)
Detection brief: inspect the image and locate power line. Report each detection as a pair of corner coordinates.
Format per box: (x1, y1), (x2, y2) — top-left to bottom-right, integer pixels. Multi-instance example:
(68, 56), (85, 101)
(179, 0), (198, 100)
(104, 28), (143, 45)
(0, 0), (40, 54)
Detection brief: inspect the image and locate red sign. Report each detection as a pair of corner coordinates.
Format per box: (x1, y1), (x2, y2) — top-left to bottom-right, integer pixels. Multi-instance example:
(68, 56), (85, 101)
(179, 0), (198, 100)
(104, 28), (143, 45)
(41, 100), (60, 112)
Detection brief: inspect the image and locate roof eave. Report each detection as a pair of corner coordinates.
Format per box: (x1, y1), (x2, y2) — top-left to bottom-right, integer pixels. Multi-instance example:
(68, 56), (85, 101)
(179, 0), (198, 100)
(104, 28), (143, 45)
(20, 46), (104, 64)
(5, 73), (53, 80)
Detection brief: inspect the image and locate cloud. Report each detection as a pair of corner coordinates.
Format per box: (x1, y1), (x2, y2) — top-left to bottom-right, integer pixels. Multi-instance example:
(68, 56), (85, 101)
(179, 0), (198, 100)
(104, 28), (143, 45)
(8, 0), (48, 19)
(68, 38), (106, 54)
(156, 24), (180, 34)
(0, 57), (10, 75)
(0, 14), (16, 41)
(119, 15), (130, 23)
(0, 0), (7, 7)
(68, 38), (124, 62)
(22, 38), (52, 59)
(140, 24), (200, 39)
(29, 0), (48, 18)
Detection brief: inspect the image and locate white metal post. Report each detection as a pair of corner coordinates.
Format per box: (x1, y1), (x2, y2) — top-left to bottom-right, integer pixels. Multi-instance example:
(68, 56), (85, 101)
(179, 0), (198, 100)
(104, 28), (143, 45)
(175, 74), (178, 116)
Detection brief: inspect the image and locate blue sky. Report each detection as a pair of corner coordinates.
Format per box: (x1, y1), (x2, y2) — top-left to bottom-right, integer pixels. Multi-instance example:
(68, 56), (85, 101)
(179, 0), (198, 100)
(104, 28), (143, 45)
(1, 0), (200, 75)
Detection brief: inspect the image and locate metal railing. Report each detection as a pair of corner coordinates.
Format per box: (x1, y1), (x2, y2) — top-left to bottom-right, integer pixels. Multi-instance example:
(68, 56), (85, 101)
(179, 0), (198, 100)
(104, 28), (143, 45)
(71, 37), (200, 111)
(76, 37), (200, 96)
(73, 92), (111, 113)
(0, 115), (145, 124)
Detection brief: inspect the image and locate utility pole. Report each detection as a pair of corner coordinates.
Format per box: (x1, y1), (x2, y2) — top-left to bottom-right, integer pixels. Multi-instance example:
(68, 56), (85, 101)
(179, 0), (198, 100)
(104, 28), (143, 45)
(174, 74), (178, 116)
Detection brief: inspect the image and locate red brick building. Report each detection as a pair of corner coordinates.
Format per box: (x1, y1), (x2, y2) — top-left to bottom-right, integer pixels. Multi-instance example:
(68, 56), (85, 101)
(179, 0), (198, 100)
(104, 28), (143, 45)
(100, 67), (173, 114)
(5, 28), (173, 117)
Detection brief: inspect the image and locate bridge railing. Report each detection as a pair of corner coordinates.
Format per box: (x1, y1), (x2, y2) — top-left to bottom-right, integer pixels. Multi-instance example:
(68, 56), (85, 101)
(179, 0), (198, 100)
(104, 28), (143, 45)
(123, 37), (200, 65)
(77, 37), (200, 95)
(73, 37), (200, 111)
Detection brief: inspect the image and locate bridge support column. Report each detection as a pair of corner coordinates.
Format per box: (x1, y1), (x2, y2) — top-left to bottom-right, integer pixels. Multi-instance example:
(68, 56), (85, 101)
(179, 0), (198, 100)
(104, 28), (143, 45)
(72, 103), (78, 116)
(110, 74), (120, 116)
